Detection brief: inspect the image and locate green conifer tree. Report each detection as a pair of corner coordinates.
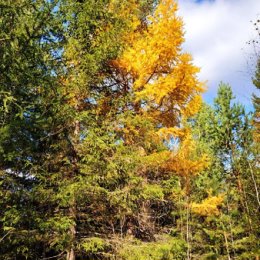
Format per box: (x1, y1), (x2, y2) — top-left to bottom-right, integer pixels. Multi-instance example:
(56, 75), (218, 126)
(190, 84), (260, 259)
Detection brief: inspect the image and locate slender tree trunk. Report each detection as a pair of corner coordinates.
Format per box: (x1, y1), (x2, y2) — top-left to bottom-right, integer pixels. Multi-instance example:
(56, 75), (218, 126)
(235, 169), (253, 232)
(67, 203), (76, 260)
(242, 187), (253, 232)
(226, 193), (236, 258)
(66, 247), (75, 260)
(223, 231), (231, 260)
(66, 101), (80, 260)
(248, 161), (260, 208)
(186, 196), (191, 260)
(178, 181), (184, 240)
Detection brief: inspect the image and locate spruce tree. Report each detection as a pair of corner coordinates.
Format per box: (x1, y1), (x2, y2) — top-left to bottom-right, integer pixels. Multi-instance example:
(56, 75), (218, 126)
(0, 0), (63, 258)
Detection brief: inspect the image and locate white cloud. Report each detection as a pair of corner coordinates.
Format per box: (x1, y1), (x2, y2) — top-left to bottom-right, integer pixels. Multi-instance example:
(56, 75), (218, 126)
(177, 0), (260, 107)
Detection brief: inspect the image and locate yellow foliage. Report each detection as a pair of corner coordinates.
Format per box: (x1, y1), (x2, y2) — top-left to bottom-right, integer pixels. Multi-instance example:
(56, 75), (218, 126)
(164, 132), (210, 177)
(114, 0), (205, 126)
(191, 195), (224, 216)
(157, 127), (189, 140)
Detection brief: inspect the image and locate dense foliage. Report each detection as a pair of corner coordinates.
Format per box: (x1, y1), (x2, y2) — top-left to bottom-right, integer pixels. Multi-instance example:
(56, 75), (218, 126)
(0, 0), (259, 259)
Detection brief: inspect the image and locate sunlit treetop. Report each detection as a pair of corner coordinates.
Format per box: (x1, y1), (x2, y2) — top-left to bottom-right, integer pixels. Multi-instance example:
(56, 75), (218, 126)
(113, 0), (205, 129)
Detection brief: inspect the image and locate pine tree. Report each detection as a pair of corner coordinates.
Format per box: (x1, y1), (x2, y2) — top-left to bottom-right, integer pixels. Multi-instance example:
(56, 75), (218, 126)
(190, 83), (260, 259)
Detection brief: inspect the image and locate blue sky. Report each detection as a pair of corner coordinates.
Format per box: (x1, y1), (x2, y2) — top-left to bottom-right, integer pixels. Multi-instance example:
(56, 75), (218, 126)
(177, 0), (260, 110)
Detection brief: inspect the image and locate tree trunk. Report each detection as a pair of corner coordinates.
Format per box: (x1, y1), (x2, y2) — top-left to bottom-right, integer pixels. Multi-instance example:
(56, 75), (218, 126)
(248, 161), (260, 208)
(67, 204), (76, 260)
(66, 102), (80, 260)
(186, 195), (191, 260)
(223, 231), (231, 260)
(66, 247), (75, 260)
